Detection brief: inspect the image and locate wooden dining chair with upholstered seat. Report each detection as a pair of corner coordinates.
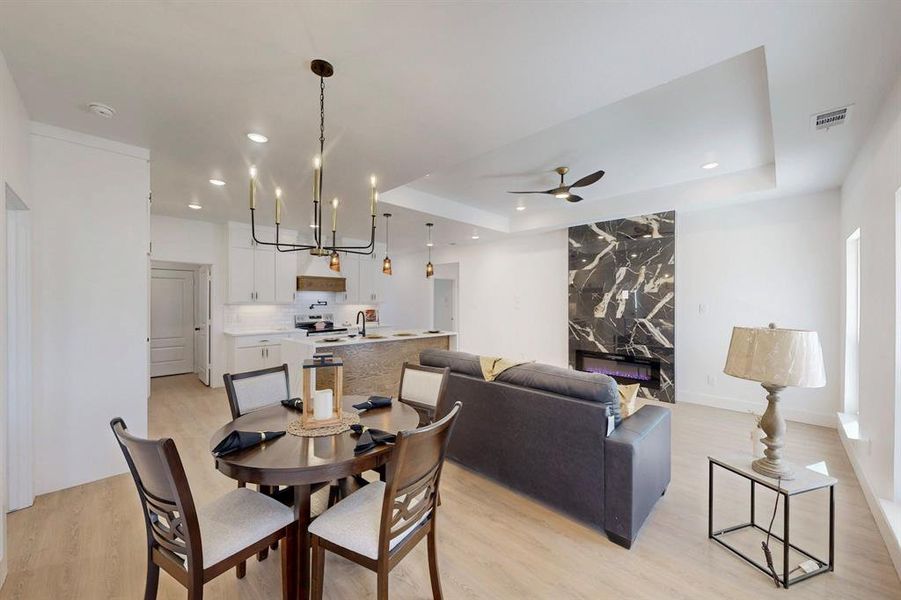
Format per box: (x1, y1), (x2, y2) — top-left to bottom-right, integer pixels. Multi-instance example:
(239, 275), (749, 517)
(397, 362), (450, 426)
(222, 364), (296, 571)
(309, 401), (462, 600)
(110, 417), (298, 600)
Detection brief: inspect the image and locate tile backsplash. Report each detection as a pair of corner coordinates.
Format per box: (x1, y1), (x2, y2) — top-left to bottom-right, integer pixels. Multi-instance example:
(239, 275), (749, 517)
(224, 292), (378, 332)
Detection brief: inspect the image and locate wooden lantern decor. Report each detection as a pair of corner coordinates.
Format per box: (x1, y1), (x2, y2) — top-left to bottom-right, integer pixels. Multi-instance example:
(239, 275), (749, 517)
(301, 354), (343, 428)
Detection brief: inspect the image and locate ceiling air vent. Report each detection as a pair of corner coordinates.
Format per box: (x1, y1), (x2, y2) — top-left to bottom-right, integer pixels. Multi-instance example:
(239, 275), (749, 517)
(812, 105), (853, 131)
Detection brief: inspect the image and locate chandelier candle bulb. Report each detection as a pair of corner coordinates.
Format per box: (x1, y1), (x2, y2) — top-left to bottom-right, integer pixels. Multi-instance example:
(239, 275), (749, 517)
(249, 165), (257, 209)
(275, 187), (282, 224)
(331, 198), (338, 232)
(370, 175), (377, 215)
(313, 156), (321, 202)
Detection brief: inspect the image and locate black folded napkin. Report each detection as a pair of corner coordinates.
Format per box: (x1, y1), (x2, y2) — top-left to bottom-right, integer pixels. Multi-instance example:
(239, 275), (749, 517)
(212, 430), (285, 457)
(352, 396), (392, 412)
(350, 424), (396, 455)
(281, 398), (303, 411)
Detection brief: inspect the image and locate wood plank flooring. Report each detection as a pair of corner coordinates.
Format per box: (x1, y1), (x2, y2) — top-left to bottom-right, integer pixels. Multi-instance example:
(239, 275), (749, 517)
(1, 374), (899, 599)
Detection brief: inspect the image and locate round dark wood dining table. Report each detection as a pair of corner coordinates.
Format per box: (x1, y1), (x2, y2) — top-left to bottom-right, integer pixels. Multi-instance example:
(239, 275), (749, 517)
(209, 394), (420, 600)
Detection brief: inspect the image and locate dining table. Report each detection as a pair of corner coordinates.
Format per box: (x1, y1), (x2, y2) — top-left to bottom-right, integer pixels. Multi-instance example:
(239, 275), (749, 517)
(209, 394), (420, 600)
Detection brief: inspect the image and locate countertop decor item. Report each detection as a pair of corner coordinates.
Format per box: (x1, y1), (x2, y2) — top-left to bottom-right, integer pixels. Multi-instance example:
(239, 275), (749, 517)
(724, 323), (826, 480)
(247, 58), (380, 260)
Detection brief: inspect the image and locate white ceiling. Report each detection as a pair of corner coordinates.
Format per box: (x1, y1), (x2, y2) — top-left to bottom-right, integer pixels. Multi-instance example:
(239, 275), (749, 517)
(1, 2), (900, 252)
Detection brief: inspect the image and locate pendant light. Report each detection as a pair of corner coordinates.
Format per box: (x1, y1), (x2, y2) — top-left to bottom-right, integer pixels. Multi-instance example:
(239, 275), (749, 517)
(382, 213), (393, 275)
(425, 222), (434, 278)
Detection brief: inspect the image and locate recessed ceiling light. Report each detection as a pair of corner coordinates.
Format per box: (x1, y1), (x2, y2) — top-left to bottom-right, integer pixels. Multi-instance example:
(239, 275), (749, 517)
(209, 179), (226, 186)
(471, 233), (480, 240)
(516, 205), (526, 212)
(87, 102), (116, 118)
(188, 202), (202, 210)
(426, 242), (434, 247)
(247, 132), (269, 144)
(701, 161), (719, 170)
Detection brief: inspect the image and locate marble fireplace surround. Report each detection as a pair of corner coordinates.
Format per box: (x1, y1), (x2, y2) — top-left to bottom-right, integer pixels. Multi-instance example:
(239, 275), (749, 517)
(568, 211), (675, 403)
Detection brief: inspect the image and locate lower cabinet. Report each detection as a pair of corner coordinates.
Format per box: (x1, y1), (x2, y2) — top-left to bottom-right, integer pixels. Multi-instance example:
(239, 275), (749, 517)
(227, 334), (292, 374)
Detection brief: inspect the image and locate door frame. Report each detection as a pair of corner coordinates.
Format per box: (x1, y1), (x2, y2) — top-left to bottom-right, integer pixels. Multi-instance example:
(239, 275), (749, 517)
(429, 262), (460, 341)
(6, 184), (33, 513)
(149, 260), (212, 385)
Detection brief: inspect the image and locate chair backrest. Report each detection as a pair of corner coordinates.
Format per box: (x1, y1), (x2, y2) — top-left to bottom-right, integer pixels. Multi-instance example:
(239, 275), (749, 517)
(223, 363), (291, 419)
(378, 401), (462, 554)
(110, 418), (202, 571)
(398, 362), (450, 410)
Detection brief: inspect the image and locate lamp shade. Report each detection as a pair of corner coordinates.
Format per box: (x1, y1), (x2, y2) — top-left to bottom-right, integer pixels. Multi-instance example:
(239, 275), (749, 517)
(723, 325), (826, 388)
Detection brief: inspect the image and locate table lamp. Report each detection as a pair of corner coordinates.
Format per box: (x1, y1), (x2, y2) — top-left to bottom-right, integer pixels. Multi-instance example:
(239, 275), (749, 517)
(723, 323), (826, 480)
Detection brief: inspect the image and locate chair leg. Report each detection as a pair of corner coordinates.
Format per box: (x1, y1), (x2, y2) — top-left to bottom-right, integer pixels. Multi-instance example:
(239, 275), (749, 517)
(377, 567), (389, 600)
(282, 523), (298, 600)
(427, 525), (443, 600)
(311, 535), (325, 600)
(258, 484), (271, 561)
(144, 550), (159, 600)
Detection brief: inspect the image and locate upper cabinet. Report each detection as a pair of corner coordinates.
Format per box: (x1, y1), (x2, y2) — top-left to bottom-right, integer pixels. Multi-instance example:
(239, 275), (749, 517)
(334, 243), (385, 305)
(227, 222), (298, 304)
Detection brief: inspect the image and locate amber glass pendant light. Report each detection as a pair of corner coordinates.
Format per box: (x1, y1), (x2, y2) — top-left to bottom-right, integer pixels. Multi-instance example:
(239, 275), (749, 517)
(382, 213), (393, 275)
(425, 222), (434, 278)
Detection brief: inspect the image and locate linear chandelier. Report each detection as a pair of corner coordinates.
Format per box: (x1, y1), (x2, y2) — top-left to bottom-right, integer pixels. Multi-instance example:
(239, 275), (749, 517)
(248, 59), (377, 267)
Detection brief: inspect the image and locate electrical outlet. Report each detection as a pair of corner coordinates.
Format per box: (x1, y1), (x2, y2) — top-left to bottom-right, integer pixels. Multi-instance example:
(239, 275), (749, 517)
(706, 375), (716, 386)
(698, 303), (707, 314)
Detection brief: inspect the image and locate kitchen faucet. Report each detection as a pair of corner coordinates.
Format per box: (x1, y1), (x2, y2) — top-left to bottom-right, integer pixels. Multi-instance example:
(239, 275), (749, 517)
(355, 310), (367, 337)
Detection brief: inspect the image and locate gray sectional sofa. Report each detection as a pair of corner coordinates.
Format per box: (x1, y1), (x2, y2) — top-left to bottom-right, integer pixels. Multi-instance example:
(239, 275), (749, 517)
(422, 349), (671, 548)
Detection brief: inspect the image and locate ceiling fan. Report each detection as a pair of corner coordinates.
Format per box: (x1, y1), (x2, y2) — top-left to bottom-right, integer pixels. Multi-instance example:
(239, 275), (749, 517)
(508, 166), (605, 203)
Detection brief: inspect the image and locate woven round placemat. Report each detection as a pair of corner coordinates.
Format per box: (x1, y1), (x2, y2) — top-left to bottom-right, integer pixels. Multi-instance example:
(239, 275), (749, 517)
(286, 411), (360, 438)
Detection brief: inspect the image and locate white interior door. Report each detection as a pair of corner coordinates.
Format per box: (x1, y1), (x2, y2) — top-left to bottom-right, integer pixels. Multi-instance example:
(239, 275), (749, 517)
(433, 278), (455, 331)
(151, 269), (195, 377)
(194, 266), (211, 385)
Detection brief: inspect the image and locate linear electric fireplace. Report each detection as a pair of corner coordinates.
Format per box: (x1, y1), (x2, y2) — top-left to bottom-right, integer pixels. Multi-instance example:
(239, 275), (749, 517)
(575, 350), (661, 390)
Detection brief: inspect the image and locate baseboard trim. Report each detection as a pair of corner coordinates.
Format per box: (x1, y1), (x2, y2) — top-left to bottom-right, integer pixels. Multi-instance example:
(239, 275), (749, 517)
(837, 413), (901, 580)
(679, 391), (836, 428)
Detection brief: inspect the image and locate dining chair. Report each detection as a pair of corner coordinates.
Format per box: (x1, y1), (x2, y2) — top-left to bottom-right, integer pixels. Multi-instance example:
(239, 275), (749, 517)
(309, 401), (463, 600)
(397, 362), (451, 426)
(223, 364), (296, 570)
(110, 417), (298, 600)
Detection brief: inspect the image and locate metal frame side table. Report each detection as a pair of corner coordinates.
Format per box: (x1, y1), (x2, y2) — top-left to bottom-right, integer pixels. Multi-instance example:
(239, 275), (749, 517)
(708, 455), (836, 589)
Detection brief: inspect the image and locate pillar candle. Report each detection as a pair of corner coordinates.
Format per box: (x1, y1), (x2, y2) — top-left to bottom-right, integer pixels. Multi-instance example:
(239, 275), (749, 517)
(313, 389), (333, 421)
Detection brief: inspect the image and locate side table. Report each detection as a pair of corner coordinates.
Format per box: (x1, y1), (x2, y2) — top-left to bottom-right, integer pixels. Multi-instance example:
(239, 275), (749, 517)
(708, 455), (836, 588)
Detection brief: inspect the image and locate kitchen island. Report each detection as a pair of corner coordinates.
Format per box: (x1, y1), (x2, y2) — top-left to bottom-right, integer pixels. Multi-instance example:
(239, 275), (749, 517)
(281, 330), (457, 398)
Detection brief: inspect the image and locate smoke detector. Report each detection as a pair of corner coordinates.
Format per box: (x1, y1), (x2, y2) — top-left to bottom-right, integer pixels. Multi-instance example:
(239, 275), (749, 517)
(811, 105), (853, 131)
(87, 102), (116, 118)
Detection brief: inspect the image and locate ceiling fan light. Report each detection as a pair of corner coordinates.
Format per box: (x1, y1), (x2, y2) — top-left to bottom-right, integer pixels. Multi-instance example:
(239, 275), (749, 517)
(555, 192), (570, 199)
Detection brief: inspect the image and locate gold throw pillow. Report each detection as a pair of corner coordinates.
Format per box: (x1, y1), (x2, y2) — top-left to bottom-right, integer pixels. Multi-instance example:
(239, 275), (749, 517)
(617, 383), (641, 419)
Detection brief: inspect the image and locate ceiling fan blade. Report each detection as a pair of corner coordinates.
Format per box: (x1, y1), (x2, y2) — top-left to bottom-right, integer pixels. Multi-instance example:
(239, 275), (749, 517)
(570, 169), (606, 188)
(566, 194), (583, 203)
(507, 190), (554, 195)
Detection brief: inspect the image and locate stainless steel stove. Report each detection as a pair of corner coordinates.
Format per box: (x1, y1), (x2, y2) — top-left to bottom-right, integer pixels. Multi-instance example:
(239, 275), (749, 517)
(295, 313), (349, 337)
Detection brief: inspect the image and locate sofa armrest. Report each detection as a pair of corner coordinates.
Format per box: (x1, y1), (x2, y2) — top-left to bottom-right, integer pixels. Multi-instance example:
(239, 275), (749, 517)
(604, 404), (672, 548)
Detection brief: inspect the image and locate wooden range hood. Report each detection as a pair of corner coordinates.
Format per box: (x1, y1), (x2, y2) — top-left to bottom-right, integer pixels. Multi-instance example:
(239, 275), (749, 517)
(297, 275), (346, 293)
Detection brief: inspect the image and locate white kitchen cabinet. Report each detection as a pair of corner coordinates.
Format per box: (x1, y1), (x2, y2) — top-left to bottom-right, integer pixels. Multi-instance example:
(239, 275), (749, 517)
(227, 333), (292, 373)
(227, 222), (297, 304)
(275, 231), (298, 304)
(334, 254), (360, 304)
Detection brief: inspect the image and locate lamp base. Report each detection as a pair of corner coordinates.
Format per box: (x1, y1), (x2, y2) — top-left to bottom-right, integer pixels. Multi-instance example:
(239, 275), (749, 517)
(752, 456), (795, 481)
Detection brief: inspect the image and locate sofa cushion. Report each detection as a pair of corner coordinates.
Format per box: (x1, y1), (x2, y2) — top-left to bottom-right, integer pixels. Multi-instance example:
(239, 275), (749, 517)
(421, 349), (620, 424)
(496, 363), (621, 424)
(420, 349), (483, 378)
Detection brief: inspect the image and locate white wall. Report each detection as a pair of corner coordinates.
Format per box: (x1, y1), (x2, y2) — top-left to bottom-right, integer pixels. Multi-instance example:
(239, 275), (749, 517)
(0, 45), (31, 590)
(381, 230), (570, 367)
(30, 124), (150, 495)
(677, 190), (842, 427)
(382, 193), (842, 425)
(150, 215), (227, 387)
(841, 72), (901, 500)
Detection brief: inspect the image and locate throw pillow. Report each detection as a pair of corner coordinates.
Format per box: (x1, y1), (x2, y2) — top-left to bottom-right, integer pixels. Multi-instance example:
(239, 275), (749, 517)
(618, 383), (641, 418)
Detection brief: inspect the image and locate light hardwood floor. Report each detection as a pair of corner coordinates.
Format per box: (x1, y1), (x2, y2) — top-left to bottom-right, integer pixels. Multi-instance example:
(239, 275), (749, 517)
(2, 374), (899, 599)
